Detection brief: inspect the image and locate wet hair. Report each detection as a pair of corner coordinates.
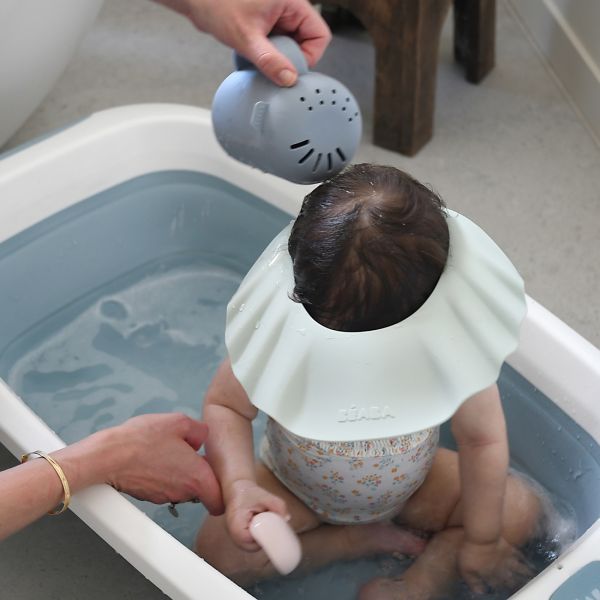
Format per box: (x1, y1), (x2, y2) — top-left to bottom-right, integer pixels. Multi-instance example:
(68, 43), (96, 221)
(288, 164), (450, 332)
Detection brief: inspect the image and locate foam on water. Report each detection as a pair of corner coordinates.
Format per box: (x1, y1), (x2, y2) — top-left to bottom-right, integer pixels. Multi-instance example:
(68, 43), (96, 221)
(7, 257), (238, 440)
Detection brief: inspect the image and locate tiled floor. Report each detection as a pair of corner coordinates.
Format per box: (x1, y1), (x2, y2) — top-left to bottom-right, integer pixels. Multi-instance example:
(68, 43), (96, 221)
(1, 0), (599, 597)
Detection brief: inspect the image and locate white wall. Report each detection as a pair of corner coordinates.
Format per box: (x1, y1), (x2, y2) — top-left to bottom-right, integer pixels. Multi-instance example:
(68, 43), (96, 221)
(0, 0), (104, 148)
(508, 0), (600, 142)
(552, 0), (600, 64)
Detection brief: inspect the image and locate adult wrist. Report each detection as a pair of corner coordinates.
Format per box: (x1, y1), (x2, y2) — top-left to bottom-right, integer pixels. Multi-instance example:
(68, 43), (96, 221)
(51, 427), (124, 492)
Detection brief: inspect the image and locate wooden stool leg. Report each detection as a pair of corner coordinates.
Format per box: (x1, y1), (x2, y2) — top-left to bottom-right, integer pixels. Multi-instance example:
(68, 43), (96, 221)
(454, 0), (496, 83)
(319, 5), (362, 30)
(320, 0), (451, 155)
(370, 0), (451, 155)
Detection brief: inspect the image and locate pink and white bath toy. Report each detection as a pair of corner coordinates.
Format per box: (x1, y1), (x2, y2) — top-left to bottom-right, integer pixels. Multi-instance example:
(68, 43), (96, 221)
(249, 511), (302, 575)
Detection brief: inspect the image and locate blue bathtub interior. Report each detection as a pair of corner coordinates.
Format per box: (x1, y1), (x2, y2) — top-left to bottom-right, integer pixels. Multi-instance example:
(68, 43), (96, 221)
(0, 171), (597, 600)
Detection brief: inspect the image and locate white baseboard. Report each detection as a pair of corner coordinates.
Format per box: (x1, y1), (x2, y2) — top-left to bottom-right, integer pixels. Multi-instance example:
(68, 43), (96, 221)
(507, 0), (600, 143)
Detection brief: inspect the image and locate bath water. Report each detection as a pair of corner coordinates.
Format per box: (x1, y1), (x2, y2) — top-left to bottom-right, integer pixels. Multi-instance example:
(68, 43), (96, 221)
(0, 171), (585, 600)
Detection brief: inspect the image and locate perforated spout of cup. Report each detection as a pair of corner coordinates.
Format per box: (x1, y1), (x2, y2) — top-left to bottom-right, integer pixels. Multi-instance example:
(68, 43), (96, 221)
(211, 36), (362, 184)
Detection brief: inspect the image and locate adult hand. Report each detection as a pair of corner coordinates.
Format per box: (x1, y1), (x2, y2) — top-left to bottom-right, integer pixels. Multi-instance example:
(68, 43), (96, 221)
(98, 413), (224, 515)
(156, 0), (331, 86)
(225, 478), (289, 551)
(0, 413), (223, 541)
(459, 538), (532, 595)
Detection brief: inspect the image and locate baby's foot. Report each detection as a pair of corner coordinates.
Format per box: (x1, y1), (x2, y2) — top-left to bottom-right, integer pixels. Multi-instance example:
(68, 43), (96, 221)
(358, 577), (428, 600)
(365, 521), (427, 557)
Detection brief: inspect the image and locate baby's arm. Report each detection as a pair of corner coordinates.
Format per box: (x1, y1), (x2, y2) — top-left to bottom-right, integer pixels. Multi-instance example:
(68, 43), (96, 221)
(203, 359), (289, 550)
(451, 383), (508, 546)
(451, 384), (512, 590)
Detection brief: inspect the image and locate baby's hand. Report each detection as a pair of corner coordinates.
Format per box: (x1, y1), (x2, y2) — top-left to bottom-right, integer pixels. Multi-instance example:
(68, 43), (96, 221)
(459, 538), (532, 595)
(226, 479), (290, 551)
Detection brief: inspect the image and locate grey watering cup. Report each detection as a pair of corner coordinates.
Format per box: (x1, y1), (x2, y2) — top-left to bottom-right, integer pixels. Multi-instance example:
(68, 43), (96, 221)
(212, 36), (362, 184)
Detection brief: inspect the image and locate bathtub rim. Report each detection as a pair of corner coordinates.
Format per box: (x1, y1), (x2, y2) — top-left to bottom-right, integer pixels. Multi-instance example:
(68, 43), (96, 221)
(0, 103), (599, 599)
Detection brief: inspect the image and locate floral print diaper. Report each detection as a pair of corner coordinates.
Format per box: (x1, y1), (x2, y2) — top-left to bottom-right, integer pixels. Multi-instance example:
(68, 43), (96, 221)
(260, 418), (439, 524)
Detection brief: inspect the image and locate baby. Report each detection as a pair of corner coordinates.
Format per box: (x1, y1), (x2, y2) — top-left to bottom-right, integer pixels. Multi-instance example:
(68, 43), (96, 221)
(195, 164), (542, 599)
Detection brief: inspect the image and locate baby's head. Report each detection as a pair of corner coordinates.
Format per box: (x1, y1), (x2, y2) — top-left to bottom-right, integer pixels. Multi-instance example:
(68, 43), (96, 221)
(288, 164), (449, 332)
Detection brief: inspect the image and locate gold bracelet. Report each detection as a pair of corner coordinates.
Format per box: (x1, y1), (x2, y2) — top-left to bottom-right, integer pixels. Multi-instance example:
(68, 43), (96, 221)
(21, 451), (71, 515)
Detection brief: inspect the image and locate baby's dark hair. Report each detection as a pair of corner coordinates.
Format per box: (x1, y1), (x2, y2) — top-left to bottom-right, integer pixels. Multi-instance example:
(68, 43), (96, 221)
(288, 164), (450, 332)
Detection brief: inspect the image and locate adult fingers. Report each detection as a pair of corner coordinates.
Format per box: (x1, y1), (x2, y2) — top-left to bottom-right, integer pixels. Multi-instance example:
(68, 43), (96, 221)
(191, 456), (225, 515)
(269, 0), (331, 67)
(241, 35), (299, 86)
(289, 8), (331, 67)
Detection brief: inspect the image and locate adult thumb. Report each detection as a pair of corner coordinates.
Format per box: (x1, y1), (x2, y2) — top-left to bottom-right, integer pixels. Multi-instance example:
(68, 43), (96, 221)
(193, 456), (225, 515)
(241, 36), (298, 86)
(184, 419), (209, 451)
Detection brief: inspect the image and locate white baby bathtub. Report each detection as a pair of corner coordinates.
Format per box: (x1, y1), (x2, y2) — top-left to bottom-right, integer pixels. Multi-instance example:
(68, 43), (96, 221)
(0, 104), (599, 600)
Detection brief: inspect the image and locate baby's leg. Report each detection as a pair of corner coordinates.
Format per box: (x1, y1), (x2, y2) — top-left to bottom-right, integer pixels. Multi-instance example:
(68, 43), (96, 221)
(359, 528), (465, 600)
(359, 448), (541, 600)
(195, 461), (424, 587)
